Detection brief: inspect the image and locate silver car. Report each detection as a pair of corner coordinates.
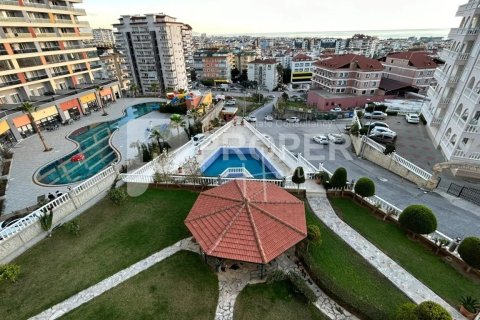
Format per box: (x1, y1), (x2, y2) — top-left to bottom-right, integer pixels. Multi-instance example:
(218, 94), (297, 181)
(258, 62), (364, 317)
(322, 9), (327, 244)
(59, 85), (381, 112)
(328, 133), (346, 144)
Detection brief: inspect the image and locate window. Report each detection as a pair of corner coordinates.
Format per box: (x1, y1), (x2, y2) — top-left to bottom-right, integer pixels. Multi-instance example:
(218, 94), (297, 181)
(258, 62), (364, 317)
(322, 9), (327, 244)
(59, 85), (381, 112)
(366, 74), (370, 79)
(0, 96), (6, 104)
(10, 93), (21, 103)
(389, 67), (392, 71)
(462, 138), (469, 145)
(370, 90), (375, 94)
(391, 59), (394, 63)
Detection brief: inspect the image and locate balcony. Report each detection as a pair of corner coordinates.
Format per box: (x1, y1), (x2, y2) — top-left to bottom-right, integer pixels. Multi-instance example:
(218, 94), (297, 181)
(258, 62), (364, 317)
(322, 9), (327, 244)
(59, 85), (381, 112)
(0, 79), (21, 87)
(465, 124), (480, 134)
(26, 74), (49, 81)
(456, 0), (480, 16)
(41, 46), (61, 52)
(5, 33), (31, 38)
(73, 67), (88, 72)
(13, 47), (37, 54)
(448, 27), (480, 40)
(446, 76), (460, 87)
(440, 49), (471, 63)
(0, 0), (19, 6)
(36, 33), (57, 38)
(0, 16), (25, 22)
(431, 117), (444, 127)
(22, 1), (49, 9)
(51, 70), (70, 77)
(29, 18), (51, 24)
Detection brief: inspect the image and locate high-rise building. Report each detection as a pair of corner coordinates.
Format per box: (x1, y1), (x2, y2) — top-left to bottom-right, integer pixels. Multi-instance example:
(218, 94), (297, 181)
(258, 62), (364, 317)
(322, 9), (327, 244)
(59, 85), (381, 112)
(92, 28), (115, 48)
(113, 14), (192, 95)
(0, 0), (120, 144)
(91, 50), (130, 93)
(422, 0), (480, 165)
(193, 49), (233, 82)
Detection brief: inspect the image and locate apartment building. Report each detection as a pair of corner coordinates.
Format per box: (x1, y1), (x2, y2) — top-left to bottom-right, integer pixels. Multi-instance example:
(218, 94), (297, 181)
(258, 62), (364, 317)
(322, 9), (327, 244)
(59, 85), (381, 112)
(193, 49), (233, 82)
(422, 0), (480, 166)
(114, 14), (192, 95)
(234, 51), (257, 71)
(0, 0), (120, 145)
(247, 59), (279, 91)
(381, 51), (438, 94)
(92, 28), (115, 48)
(290, 53), (315, 89)
(308, 54), (384, 110)
(91, 50), (130, 92)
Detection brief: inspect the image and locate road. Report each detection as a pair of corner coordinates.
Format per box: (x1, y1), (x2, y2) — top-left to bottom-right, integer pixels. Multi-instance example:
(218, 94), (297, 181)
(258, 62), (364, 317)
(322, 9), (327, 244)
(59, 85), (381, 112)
(250, 98), (480, 239)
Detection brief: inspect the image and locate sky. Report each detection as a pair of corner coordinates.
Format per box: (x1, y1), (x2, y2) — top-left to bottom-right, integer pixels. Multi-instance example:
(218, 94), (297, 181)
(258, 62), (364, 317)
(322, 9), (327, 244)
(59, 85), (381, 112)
(81, 0), (466, 35)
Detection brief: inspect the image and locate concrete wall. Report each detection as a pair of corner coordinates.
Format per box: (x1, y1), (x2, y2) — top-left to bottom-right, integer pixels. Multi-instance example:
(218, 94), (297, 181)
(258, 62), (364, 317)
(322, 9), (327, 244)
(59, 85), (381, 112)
(0, 172), (116, 264)
(201, 101), (224, 132)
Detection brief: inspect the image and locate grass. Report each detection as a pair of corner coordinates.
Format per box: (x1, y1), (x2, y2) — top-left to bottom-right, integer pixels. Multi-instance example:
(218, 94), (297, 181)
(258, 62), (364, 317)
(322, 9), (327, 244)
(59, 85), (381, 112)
(234, 280), (325, 320)
(62, 251), (218, 320)
(303, 208), (411, 320)
(0, 189), (199, 320)
(329, 197), (480, 308)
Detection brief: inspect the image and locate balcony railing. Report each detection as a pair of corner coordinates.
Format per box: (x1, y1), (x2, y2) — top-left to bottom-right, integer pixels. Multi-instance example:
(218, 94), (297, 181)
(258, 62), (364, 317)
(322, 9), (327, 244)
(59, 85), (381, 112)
(440, 49), (471, 62)
(41, 46), (61, 51)
(0, 16), (25, 22)
(0, 79), (21, 87)
(465, 124), (480, 134)
(456, 0), (480, 15)
(448, 27), (480, 37)
(36, 33), (57, 37)
(0, 0), (19, 6)
(51, 70), (70, 77)
(431, 117), (444, 127)
(26, 74), (49, 81)
(30, 18), (51, 24)
(5, 33), (31, 38)
(13, 48), (37, 54)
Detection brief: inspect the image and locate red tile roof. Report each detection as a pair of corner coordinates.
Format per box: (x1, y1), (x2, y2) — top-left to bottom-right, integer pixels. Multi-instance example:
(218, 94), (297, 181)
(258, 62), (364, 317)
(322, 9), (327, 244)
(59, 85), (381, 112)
(292, 53), (313, 61)
(386, 51), (438, 69)
(249, 58), (277, 65)
(184, 180), (307, 264)
(314, 54), (384, 71)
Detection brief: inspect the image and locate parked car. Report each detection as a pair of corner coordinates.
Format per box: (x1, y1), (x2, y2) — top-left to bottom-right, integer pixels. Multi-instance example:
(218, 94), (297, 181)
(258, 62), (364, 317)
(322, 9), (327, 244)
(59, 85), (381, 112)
(330, 107), (342, 112)
(225, 100), (236, 106)
(246, 115), (257, 122)
(313, 135), (329, 145)
(370, 127), (397, 137)
(286, 117), (300, 123)
(363, 121), (389, 130)
(327, 133), (346, 144)
(193, 133), (206, 146)
(405, 113), (420, 124)
(364, 111), (387, 120)
(369, 132), (397, 144)
(264, 115), (273, 121)
(267, 95), (275, 99)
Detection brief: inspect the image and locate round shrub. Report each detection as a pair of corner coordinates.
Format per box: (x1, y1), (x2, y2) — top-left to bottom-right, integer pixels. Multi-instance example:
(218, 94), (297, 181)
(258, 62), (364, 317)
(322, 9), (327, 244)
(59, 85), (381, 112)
(307, 225), (322, 245)
(330, 167), (347, 190)
(415, 301), (452, 320)
(354, 177), (375, 198)
(0, 263), (21, 283)
(399, 205), (437, 235)
(396, 303), (417, 320)
(458, 237), (480, 270)
(108, 188), (128, 205)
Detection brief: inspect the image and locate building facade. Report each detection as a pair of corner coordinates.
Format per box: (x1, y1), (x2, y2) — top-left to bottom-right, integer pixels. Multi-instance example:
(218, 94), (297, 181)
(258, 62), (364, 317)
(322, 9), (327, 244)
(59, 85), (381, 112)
(193, 49), (233, 82)
(234, 51), (257, 71)
(381, 51), (438, 94)
(422, 0), (480, 165)
(0, 0), (120, 145)
(247, 59), (279, 91)
(114, 14), (192, 95)
(91, 50), (130, 92)
(92, 28), (115, 48)
(290, 54), (315, 89)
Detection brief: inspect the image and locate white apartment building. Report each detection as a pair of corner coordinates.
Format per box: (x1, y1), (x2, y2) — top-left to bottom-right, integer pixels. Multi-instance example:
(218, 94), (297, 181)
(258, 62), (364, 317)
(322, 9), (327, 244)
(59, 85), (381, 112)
(247, 59), (279, 91)
(422, 0), (480, 166)
(0, 0), (121, 143)
(290, 54), (315, 89)
(114, 14), (192, 95)
(92, 28), (115, 48)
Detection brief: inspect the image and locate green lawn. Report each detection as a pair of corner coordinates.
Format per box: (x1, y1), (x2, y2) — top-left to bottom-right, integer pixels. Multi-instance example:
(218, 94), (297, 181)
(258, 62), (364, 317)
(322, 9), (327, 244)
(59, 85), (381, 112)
(304, 209), (411, 320)
(62, 251), (218, 320)
(0, 189), (198, 320)
(329, 198), (480, 308)
(234, 280), (325, 320)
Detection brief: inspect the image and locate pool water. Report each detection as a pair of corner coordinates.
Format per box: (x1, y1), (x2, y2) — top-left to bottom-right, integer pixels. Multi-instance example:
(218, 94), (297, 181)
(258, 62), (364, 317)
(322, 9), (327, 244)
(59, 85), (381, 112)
(36, 103), (160, 185)
(202, 148), (280, 180)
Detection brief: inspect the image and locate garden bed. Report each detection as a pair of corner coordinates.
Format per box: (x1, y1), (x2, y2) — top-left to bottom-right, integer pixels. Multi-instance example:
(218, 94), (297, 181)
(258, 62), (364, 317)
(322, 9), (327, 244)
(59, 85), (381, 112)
(1, 161), (10, 176)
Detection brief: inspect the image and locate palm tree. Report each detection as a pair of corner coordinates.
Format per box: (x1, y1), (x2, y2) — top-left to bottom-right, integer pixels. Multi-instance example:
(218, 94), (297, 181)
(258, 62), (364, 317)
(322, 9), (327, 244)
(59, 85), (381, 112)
(130, 84), (139, 98)
(149, 128), (168, 146)
(150, 82), (159, 97)
(94, 85), (108, 116)
(21, 102), (52, 152)
(170, 114), (184, 136)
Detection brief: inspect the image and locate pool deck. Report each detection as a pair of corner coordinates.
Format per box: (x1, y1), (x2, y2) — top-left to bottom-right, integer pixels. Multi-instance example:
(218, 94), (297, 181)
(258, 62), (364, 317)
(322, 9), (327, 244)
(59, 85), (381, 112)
(4, 98), (172, 214)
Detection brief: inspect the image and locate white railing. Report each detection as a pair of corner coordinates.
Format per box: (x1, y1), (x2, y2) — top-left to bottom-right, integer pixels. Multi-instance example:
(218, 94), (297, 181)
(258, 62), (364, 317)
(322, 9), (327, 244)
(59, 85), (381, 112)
(457, 0), (480, 15)
(431, 117), (443, 127)
(465, 124), (480, 134)
(0, 166), (117, 241)
(220, 167), (254, 178)
(469, 152), (480, 160)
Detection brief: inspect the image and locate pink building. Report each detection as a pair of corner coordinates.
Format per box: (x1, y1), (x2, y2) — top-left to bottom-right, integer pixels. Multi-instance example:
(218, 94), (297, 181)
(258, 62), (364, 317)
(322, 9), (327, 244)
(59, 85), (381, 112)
(380, 51), (439, 95)
(308, 54), (385, 111)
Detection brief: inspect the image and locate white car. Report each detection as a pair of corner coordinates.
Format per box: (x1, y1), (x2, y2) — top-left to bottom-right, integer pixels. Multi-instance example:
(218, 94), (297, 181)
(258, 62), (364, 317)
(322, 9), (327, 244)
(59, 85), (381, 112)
(313, 135), (329, 145)
(406, 113), (420, 124)
(264, 115), (273, 121)
(225, 100), (236, 106)
(330, 107), (342, 112)
(364, 111), (387, 120)
(246, 115), (257, 122)
(286, 117), (300, 123)
(370, 127), (397, 137)
(327, 133), (346, 144)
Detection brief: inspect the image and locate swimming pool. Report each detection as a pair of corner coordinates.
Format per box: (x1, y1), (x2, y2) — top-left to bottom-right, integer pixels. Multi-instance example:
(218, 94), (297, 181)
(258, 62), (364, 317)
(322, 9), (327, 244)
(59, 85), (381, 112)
(35, 102), (161, 185)
(201, 147), (282, 180)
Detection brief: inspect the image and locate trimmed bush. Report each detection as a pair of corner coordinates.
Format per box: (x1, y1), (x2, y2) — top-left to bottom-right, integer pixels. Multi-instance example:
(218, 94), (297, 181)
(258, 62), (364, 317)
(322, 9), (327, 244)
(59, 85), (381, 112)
(0, 264), (21, 283)
(458, 237), (480, 271)
(65, 220), (80, 236)
(288, 272), (317, 303)
(396, 303), (417, 320)
(40, 211), (53, 232)
(415, 301), (452, 320)
(386, 111), (398, 116)
(330, 167), (347, 190)
(108, 188), (128, 206)
(384, 143), (396, 155)
(292, 167), (305, 193)
(350, 122), (360, 136)
(354, 177), (375, 198)
(359, 127), (369, 136)
(399, 205), (437, 235)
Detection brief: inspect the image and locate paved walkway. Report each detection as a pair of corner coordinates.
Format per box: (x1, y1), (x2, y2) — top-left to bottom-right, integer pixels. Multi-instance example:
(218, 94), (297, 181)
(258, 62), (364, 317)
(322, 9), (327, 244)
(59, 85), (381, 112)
(306, 187), (465, 320)
(30, 238), (199, 320)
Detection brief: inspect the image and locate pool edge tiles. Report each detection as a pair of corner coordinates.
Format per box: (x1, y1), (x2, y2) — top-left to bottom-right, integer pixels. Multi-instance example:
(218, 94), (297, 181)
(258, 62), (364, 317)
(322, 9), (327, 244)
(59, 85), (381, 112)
(201, 147), (283, 180)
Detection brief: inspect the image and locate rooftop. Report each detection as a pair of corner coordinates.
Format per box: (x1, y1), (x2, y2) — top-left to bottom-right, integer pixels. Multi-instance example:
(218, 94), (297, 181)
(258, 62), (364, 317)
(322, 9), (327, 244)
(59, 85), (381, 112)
(314, 54), (383, 71)
(385, 51), (438, 69)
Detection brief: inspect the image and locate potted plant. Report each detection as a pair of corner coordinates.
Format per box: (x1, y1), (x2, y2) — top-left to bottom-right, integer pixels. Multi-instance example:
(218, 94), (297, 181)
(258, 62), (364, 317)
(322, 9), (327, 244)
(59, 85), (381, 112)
(460, 296), (479, 319)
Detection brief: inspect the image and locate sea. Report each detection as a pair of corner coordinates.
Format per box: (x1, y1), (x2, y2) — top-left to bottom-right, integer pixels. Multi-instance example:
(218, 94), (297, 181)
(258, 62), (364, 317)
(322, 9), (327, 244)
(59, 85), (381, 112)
(215, 29), (450, 39)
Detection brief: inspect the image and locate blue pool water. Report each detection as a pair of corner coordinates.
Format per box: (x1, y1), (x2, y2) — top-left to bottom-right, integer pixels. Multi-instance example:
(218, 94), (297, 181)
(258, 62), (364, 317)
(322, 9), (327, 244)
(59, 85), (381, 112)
(202, 148), (281, 180)
(35, 103), (161, 185)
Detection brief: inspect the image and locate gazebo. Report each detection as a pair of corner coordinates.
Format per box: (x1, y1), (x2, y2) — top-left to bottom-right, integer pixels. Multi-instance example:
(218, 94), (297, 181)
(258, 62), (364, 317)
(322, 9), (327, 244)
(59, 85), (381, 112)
(184, 180), (307, 274)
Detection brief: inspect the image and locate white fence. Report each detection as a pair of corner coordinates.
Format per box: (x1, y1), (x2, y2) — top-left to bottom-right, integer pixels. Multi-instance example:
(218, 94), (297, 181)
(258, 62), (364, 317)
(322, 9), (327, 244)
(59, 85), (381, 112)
(220, 167), (253, 178)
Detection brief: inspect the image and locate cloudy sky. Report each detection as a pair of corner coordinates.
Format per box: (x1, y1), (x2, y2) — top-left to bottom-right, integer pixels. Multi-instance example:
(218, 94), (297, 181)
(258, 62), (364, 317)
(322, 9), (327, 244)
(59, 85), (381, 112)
(82, 0), (465, 35)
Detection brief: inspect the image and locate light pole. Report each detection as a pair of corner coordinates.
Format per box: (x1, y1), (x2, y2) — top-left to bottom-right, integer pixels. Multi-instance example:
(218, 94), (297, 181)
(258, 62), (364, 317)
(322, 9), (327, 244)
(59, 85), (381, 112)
(243, 89), (246, 117)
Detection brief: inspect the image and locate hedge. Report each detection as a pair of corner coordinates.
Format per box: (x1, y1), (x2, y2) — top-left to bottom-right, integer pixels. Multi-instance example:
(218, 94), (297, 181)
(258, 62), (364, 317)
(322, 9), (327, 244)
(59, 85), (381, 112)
(399, 205), (437, 235)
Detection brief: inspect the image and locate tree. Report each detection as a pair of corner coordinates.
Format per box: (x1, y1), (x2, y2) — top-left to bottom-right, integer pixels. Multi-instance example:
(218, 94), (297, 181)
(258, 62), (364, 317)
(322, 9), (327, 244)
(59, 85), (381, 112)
(20, 102), (52, 152)
(149, 128), (171, 154)
(40, 209), (53, 232)
(457, 237), (480, 272)
(170, 114), (184, 136)
(399, 205), (437, 237)
(282, 92), (289, 101)
(282, 68), (292, 84)
(305, 224), (322, 251)
(354, 177), (375, 202)
(150, 82), (159, 97)
(415, 301), (452, 320)
(276, 64), (284, 85)
(384, 143), (396, 155)
(231, 68), (241, 82)
(94, 85), (108, 116)
(129, 84), (139, 97)
(292, 166), (305, 194)
(190, 69), (197, 81)
(330, 167), (347, 193)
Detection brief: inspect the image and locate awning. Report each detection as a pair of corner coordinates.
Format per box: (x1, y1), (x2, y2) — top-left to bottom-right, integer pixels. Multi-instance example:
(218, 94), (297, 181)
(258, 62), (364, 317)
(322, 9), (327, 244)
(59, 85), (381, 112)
(100, 88), (112, 97)
(31, 106), (58, 121)
(13, 114), (31, 128)
(79, 93), (96, 104)
(0, 120), (10, 135)
(60, 99), (81, 111)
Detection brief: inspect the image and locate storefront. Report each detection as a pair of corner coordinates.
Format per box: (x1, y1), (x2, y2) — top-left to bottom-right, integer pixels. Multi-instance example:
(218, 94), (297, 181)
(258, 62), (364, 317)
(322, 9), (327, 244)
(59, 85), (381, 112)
(13, 114), (34, 138)
(100, 87), (114, 105)
(60, 99), (82, 120)
(31, 106), (61, 130)
(79, 93), (98, 114)
(0, 120), (16, 146)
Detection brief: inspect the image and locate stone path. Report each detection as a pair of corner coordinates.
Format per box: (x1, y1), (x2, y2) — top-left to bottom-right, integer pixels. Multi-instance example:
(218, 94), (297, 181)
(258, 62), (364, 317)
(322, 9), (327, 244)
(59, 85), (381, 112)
(306, 188), (465, 320)
(30, 238), (199, 320)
